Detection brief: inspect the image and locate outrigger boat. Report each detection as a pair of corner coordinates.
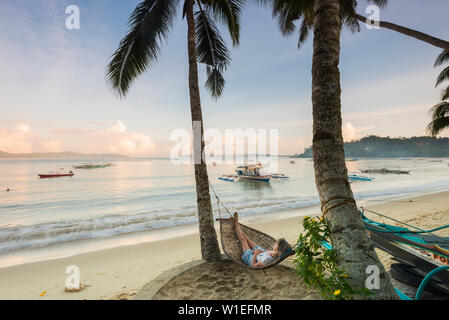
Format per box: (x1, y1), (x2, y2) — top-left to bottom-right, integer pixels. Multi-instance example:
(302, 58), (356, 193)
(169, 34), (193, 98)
(38, 170), (74, 178)
(361, 208), (449, 294)
(272, 173), (289, 179)
(361, 168), (410, 174)
(235, 165), (271, 182)
(73, 163), (111, 169)
(218, 174), (238, 182)
(348, 173), (374, 182)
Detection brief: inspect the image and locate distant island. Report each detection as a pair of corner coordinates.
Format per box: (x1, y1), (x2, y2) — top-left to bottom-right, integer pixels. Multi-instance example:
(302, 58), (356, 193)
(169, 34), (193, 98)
(0, 151), (130, 159)
(291, 135), (449, 158)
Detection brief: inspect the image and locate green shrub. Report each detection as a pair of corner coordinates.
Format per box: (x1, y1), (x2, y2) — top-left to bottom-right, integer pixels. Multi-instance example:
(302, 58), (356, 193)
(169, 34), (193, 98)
(293, 216), (368, 300)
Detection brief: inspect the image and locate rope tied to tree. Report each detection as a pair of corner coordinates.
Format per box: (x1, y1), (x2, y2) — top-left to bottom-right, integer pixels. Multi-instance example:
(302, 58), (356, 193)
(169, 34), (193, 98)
(320, 196), (356, 217)
(209, 183), (234, 219)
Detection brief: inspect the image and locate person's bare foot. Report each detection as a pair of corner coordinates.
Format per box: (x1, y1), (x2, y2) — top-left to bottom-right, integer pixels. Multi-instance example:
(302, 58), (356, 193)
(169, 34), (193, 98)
(233, 212), (239, 227)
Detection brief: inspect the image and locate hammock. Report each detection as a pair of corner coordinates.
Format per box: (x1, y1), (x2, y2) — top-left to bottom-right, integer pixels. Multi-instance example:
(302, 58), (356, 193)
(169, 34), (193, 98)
(210, 184), (295, 270)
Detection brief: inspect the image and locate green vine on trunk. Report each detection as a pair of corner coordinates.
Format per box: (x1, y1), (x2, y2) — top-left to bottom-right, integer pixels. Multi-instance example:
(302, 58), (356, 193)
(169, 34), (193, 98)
(293, 216), (370, 300)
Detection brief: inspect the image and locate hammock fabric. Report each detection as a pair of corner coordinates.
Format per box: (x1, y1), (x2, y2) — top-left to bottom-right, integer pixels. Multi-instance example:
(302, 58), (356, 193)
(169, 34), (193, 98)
(218, 217), (294, 270)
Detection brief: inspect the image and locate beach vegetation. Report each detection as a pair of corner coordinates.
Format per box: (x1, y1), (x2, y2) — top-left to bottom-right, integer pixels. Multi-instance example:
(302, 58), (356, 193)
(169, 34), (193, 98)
(297, 135), (449, 158)
(427, 50), (449, 136)
(294, 216), (370, 300)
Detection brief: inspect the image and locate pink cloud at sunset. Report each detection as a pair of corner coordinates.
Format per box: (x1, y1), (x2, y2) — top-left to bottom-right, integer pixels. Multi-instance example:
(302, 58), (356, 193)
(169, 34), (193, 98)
(342, 122), (375, 142)
(50, 121), (157, 156)
(0, 122), (62, 153)
(0, 121), (157, 156)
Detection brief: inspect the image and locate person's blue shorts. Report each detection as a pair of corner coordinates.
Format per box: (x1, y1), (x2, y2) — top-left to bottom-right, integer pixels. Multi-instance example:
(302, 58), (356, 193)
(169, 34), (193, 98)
(242, 245), (263, 266)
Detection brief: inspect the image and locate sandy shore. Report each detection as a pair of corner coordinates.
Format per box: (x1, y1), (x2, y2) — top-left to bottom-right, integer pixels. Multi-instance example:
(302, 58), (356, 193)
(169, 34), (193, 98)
(0, 190), (448, 300)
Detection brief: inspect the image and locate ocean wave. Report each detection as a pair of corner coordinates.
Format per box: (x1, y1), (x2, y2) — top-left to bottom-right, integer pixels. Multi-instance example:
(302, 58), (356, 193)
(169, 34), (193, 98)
(1, 177), (449, 254)
(0, 196), (320, 253)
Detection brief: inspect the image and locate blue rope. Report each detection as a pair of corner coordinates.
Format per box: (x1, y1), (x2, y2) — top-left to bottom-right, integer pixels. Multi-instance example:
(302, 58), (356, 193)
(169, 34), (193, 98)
(415, 265), (449, 300)
(361, 208), (449, 235)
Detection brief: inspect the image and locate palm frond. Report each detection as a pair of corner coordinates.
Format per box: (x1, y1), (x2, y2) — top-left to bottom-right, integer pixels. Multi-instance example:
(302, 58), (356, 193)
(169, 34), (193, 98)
(297, 19), (310, 49)
(206, 0), (243, 45)
(434, 50), (449, 67)
(272, 0), (312, 36)
(195, 9), (231, 98)
(205, 66), (226, 98)
(427, 101), (449, 136)
(269, 0), (361, 46)
(341, 0), (360, 33)
(442, 86), (449, 101)
(435, 66), (449, 88)
(106, 0), (179, 97)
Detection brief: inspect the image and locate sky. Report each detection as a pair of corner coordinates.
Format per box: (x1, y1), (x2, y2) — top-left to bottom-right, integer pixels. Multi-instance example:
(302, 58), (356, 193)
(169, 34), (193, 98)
(0, 0), (448, 156)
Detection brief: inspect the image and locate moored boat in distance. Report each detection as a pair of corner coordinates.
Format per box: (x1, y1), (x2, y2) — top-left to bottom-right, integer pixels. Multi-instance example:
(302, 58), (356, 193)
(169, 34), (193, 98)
(348, 172), (374, 182)
(272, 173), (289, 179)
(361, 168), (410, 174)
(38, 170), (74, 179)
(235, 165), (271, 182)
(218, 174), (238, 182)
(73, 163), (111, 169)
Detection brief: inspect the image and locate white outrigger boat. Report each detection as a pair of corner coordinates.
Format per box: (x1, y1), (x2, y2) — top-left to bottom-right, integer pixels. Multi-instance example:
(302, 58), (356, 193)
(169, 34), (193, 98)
(235, 165), (272, 182)
(218, 174), (238, 182)
(272, 173), (289, 179)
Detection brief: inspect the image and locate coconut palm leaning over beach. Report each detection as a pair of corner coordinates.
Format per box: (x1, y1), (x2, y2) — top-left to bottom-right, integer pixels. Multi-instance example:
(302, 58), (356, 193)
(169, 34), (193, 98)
(106, 0), (243, 262)
(427, 50), (449, 136)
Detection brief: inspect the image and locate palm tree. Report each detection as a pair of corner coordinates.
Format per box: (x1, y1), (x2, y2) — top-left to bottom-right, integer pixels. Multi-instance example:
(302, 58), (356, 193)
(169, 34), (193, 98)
(106, 0), (243, 262)
(263, 0), (449, 299)
(427, 102), (449, 136)
(267, 0), (449, 51)
(259, 0), (398, 298)
(309, 0), (398, 299)
(427, 50), (449, 136)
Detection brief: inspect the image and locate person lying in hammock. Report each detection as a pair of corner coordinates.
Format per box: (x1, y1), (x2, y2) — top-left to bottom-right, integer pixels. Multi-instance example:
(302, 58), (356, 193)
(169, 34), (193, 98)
(233, 212), (291, 268)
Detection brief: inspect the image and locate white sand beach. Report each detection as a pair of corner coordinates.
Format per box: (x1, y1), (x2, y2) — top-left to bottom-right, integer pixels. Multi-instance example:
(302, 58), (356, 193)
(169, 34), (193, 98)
(0, 190), (449, 300)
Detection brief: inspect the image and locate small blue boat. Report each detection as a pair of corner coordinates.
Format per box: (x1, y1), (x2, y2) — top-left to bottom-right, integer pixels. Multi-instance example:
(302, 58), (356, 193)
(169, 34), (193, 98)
(348, 173), (374, 181)
(218, 175), (238, 182)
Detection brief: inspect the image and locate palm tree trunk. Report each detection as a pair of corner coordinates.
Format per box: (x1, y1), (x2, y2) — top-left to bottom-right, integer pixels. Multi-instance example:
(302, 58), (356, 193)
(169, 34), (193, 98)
(185, 0), (221, 262)
(312, 0), (397, 299)
(355, 13), (449, 51)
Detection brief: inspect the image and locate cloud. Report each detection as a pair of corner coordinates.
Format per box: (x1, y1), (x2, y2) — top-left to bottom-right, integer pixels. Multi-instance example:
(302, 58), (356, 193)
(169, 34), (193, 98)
(0, 122), (62, 153)
(342, 122), (374, 142)
(52, 120), (157, 156)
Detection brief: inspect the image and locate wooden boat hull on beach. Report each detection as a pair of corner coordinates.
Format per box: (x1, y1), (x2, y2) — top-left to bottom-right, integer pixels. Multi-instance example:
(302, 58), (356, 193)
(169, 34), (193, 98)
(362, 214), (449, 289)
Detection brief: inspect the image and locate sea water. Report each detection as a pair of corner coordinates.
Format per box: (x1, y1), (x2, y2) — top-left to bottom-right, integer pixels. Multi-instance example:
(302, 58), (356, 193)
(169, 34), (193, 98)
(0, 157), (448, 267)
